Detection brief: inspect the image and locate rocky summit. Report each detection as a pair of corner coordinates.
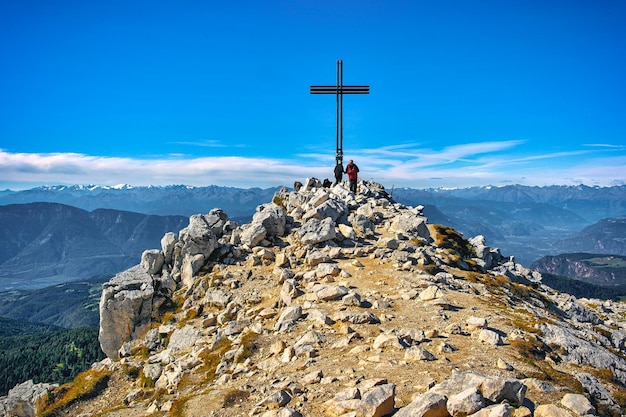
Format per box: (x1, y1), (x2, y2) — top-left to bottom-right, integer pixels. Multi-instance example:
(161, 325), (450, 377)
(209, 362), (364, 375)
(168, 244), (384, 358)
(3, 179), (626, 417)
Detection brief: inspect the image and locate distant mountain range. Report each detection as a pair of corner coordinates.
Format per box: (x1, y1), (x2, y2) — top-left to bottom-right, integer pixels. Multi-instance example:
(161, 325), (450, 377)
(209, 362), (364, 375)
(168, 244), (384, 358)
(1, 183), (625, 295)
(0, 202), (187, 291)
(0, 184), (280, 220)
(393, 184), (626, 222)
(392, 184), (626, 265)
(2, 183), (626, 266)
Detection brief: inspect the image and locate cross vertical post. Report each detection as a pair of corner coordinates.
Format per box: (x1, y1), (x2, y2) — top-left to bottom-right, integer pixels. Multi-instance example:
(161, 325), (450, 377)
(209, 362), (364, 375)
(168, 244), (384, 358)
(310, 59), (369, 166)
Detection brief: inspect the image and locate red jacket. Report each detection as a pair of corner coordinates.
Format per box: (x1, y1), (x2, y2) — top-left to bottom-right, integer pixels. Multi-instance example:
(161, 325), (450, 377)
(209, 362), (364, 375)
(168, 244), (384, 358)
(346, 163), (359, 180)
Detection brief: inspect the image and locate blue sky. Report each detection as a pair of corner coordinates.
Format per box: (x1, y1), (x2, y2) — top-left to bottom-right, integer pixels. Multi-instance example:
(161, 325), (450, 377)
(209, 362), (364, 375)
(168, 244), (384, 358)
(1, 0), (625, 190)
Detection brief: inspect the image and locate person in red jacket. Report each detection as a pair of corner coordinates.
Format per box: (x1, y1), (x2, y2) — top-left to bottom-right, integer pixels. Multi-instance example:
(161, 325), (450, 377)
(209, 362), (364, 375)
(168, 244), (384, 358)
(346, 159), (359, 193)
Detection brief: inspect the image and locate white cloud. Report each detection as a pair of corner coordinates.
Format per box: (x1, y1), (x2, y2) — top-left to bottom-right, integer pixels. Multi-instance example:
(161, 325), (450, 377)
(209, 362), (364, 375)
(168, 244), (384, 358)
(0, 150), (325, 189)
(0, 142), (624, 190)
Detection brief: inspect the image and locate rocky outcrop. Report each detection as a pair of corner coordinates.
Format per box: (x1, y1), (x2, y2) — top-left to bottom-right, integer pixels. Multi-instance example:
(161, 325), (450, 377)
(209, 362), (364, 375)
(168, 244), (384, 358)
(98, 208), (235, 359)
(98, 265), (159, 359)
(0, 380), (57, 417)
(28, 178), (626, 416)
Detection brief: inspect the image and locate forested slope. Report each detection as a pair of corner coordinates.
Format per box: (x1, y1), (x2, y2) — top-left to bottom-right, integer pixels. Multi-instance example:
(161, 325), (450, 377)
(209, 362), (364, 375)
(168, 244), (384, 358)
(0, 326), (105, 395)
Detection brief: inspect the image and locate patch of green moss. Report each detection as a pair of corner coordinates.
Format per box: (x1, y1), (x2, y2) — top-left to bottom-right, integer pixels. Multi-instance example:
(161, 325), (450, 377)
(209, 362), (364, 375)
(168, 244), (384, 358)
(138, 369), (155, 388)
(42, 368), (112, 416)
(169, 395), (191, 417)
(510, 337), (547, 361)
(197, 337), (233, 382)
(272, 195), (286, 209)
(431, 224), (476, 259)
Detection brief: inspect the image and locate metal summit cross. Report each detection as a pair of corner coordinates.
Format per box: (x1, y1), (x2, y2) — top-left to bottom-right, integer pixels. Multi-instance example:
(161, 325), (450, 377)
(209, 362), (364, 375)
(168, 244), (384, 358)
(310, 59), (369, 166)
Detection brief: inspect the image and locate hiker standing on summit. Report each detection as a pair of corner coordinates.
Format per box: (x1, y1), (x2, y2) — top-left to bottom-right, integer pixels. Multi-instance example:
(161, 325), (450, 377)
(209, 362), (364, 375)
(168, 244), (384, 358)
(333, 161), (344, 186)
(346, 159), (359, 193)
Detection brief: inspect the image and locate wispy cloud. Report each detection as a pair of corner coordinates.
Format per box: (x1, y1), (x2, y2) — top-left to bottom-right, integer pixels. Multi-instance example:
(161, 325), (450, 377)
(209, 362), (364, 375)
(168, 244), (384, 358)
(584, 143), (626, 150)
(0, 150), (324, 189)
(0, 141), (624, 190)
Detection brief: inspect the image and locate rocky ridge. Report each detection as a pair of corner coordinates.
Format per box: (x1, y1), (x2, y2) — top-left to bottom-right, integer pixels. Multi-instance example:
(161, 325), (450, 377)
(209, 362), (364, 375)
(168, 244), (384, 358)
(3, 179), (626, 417)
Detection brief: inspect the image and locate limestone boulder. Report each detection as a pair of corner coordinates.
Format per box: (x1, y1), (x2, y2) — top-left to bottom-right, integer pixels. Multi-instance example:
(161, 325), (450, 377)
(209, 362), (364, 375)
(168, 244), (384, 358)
(0, 380), (57, 417)
(203, 208), (230, 235)
(534, 404), (574, 417)
(447, 387), (485, 417)
(303, 197), (348, 222)
(431, 371), (526, 406)
(253, 203), (287, 237)
(561, 393), (595, 416)
(175, 211), (221, 276)
(298, 217), (336, 244)
(469, 235), (504, 270)
(240, 222), (267, 247)
(356, 383), (395, 417)
(478, 329), (503, 346)
(179, 214), (218, 245)
(349, 213), (374, 237)
(274, 305), (303, 332)
(99, 265), (156, 359)
(181, 253), (205, 288)
(394, 391), (448, 417)
(161, 232), (178, 265)
(167, 325), (203, 352)
(300, 177), (322, 192)
(141, 249), (164, 275)
(389, 212), (431, 240)
(337, 223), (357, 240)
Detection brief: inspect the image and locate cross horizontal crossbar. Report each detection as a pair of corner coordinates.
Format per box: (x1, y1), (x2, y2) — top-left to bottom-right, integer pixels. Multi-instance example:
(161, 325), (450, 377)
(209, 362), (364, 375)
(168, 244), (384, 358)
(310, 85), (370, 94)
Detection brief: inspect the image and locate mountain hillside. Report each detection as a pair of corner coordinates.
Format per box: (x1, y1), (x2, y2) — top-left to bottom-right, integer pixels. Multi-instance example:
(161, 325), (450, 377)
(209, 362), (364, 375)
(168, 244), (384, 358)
(4, 179), (625, 417)
(0, 325), (105, 396)
(531, 253), (626, 287)
(0, 316), (61, 337)
(0, 203), (188, 291)
(553, 217), (626, 256)
(0, 277), (104, 328)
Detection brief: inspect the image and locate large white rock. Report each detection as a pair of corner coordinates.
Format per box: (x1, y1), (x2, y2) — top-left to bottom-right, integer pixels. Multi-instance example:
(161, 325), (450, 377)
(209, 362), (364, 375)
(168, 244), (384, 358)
(99, 265), (156, 359)
(141, 249), (165, 275)
(394, 391), (448, 417)
(447, 387), (485, 416)
(161, 232), (178, 265)
(298, 217), (336, 244)
(561, 393), (595, 416)
(252, 203), (287, 237)
(356, 383), (395, 417)
(167, 325), (202, 352)
(389, 212), (431, 240)
(0, 380), (57, 417)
